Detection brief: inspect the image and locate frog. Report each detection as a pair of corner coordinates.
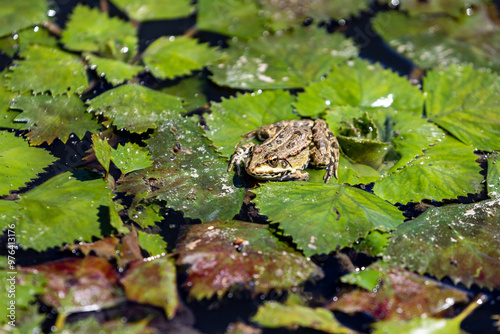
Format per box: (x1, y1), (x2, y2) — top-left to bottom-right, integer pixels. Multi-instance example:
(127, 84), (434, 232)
(227, 119), (339, 183)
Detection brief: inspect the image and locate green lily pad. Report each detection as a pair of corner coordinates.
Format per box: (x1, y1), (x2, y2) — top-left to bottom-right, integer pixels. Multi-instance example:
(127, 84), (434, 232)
(61, 4), (137, 62)
(176, 220), (322, 299)
(111, 142), (153, 175)
(111, 0), (194, 21)
(10, 94), (100, 145)
(424, 64), (500, 151)
(137, 230), (167, 257)
(117, 116), (244, 222)
(205, 90), (298, 158)
(295, 59), (424, 118)
(85, 54), (143, 85)
(487, 154), (499, 198)
(209, 26), (357, 89)
(0, 0), (48, 37)
(121, 257), (178, 319)
(143, 36), (223, 80)
(6, 45), (88, 95)
(383, 198), (500, 289)
(0, 131), (56, 195)
(373, 136), (482, 204)
(330, 262), (469, 320)
(87, 84), (185, 133)
(161, 75), (208, 112)
(253, 182), (404, 256)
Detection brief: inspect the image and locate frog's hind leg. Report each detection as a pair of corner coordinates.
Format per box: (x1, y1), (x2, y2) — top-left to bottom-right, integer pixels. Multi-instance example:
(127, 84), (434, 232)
(310, 119), (340, 183)
(228, 143), (254, 174)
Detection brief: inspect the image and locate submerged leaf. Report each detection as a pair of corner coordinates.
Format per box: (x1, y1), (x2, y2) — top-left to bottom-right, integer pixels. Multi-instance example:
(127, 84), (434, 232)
(112, 0), (194, 21)
(253, 182), (404, 256)
(176, 220), (322, 299)
(0, 0), (48, 37)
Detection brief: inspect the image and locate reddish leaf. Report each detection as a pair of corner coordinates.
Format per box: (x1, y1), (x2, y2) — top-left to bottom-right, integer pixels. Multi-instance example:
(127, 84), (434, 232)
(64, 236), (120, 260)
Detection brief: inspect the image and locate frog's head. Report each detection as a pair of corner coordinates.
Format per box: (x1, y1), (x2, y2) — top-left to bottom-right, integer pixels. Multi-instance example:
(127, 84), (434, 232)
(246, 147), (307, 180)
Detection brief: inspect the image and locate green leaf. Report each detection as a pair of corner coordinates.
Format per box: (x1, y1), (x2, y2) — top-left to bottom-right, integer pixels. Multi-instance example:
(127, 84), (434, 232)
(0, 131), (56, 195)
(176, 220), (322, 299)
(117, 116), (244, 222)
(111, 142), (152, 175)
(92, 135), (112, 174)
(4, 171), (110, 251)
(487, 154), (500, 198)
(112, 0), (194, 21)
(0, 79), (21, 128)
(295, 59), (424, 117)
(85, 53), (143, 85)
(61, 4), (137, 62)
(205, 90), (298, 158)
(424, 64), (500, 151)
(6, 45), (88, 95)
(0, 0), (48, 37)
(62, 316), (153, 334)
(340, 269), (382, 291)
(87, 84), (185, 133)
(143, 36), (222, 80)
(373, 136), (482, 204)
(353, 230), (392, 257)
(137, 230), (167, 257)
(383, 198), (500, 289)
(253, 183), (404, 257)
(161, 75), (208, 112)
(251, 302), (348, 333)
(128, 200), (165, 228)
(209, 26), (357, 89)
(109, 194), (129, 234)
(121, 257), (178, 319)
(0, 26), (58, 58)
(11, 94), (100, 145)
(379, 0), (485, 16)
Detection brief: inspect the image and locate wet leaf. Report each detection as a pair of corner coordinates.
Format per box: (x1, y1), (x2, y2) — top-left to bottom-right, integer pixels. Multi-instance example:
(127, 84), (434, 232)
(128, 200), (165, 228)
(340, 269), (382, 291)
(424, 64), (500, 151)
(209, 26), (356, 89)
(21, 256), (123, 315)
(307, 155), (382, 185)
(0, 131), (56, 195)
(85, 54), (143, 85)
(92, 135), (112, 174)
(121, 257), (178, 319)
(253, 183), (404, 257)
(295, 59), (423, 118)
(65, 236), (121, 260)
(487, 154), (500, 198)
(353, 230), (392, 257)
(373, 136), (482, 204)
(61, 4), (137, 62)
(143, 36), (223, 80)
(111, 142), (153, 175)
(205, 90), (298, 158)
(6, 45), (88, 95)
(0, 75), (21, 129)
(0, 26), (58, 58)
(11, 94), (100, 145)
(161, 75), (208, 112)
(383, 198), (500, 289)
(329, 263), (469, 320)
(62, 316), (155, 334)
(137, 230), (167, 257)
(0, 0), (48, 37)
(251, 302), (348, 333)
(176, 220), (322, 300)
(87, 83), (185, 133)
(117, 116), (244, 222)
(379, 0), (485, 16)
(112, 0), (194, 21)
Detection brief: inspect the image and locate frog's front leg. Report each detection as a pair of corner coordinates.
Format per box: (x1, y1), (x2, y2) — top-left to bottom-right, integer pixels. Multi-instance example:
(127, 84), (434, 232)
(310, 119), (340, 183)
(279, 170), (309, 182)
(228, 143), (254, 175)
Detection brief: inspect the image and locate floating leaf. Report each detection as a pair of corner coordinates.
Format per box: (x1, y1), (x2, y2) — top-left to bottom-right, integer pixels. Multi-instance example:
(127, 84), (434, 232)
(65, 236), (121, 260)
(205, 90), (298, 158)
(383, 198), (500, 289)
(11, 94), (100, 145)
(0, 132), (56, 195)
(112, 0), (194, 21)
(117, 116), (244, 222)
(161, 75), (208, 112)
(61, 4), (137, 62)
(62, 316), (154, 334)
(210, 26), (357, 89)
(340, 269), (382, 291)
(0, 76), (21, 128)
(424, 64), (500, 151)
(85, 54), (143, 85)
(330, 263), (469, 320)
(6, 45), (88, 95)
(111, 142), (152, 175)
(0, 26), (57, 58)
(128, 200), (165, 228)
(353, 230), (392, 257)
(137, 230), (167, 257)
(379, 0), (485, 16)
(251, 302), (348, 333)
(92, 135), (112, 174)
(487, 154), (500, 198)
(121, 257), (178, 319)
(0, 0), (48, 37)
(143, 36), (223, 80)
(373, 136), (482, 204)
(253, 183), (404, 257)
(87, 84), (185, 133)
(176, 220), (322, 300)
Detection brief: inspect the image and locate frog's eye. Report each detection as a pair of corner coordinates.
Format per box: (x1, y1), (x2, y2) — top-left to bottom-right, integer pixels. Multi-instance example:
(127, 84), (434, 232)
(266, 153), (279, 167)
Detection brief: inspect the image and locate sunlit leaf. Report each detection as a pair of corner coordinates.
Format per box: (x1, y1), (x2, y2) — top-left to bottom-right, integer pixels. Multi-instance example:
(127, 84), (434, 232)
(161, 75), (208, 112)
(92, 135), (112, 174)
(87, 84), (185, 133)
(176, 220), (322, 300)
(112, 0), (194, 21)
(85, 54), (143, 85)
(253, 182), (404, 257)
(127, 200), (165, 228)
(205, 90), (298, 158)
(143, 36), (223, 80)
(137, 230), (167, 257)
(109, 194), (129, 234)
(295, 59), (423, 117)
(487, 154), (500, 198)
(353, 230), (392, 257)
(0, 0), (48, 37)
(61, 4), (137, 62)
(340, 269), (382, 291)
(383, 198), (500, 289)
(330, 262), (469, 320)
(121, 257), (178, 319)
(424, 64), (500, 151)
(64, 236), (121, 260)
(209, 26), (356, 89)
(379, 0), (485, 16)
(0, 74), (22, 129)
(11, 94), (100, 145)
(111, 142), (152, 175)
(0, 26), (57, 58)
(6, 45), (88, 95)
